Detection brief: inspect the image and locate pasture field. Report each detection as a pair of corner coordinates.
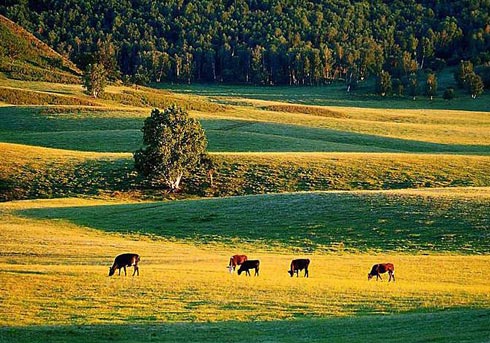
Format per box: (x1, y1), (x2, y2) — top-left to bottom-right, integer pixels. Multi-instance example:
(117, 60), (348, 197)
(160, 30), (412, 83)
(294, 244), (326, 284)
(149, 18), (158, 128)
(1, 78), (490, 153)
(1, 105), (489, 153)
(0, 196), (489, 342)
(1, 78), (489, 342)
(160, 77), (490, 112)
(16, 188), (490, 253)
(2, 142), (490, 200)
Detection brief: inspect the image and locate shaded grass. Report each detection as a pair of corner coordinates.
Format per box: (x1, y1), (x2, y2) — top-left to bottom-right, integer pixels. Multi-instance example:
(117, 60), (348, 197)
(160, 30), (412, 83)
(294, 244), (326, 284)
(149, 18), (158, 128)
(1, 309), (489, 343)
(18, 189), (490, 253)
(1, 107), (488, 154)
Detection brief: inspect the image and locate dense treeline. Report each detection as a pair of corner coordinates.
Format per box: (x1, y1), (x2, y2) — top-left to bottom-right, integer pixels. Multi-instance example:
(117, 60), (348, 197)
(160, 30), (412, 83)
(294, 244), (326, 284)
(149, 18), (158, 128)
(1, 0), (490, 86)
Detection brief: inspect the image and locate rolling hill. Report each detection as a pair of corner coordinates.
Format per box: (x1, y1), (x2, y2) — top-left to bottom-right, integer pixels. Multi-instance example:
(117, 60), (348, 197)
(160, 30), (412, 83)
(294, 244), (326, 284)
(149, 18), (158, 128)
(0, 13), (489, 343)
(0, 14), (80, 83)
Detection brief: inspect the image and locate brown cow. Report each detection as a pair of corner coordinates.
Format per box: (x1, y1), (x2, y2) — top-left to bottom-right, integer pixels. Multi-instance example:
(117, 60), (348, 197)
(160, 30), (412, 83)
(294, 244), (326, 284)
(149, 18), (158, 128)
(109, 253), (140, 276)
(227, 254), (248, 273)
(368, 263), (395, 282)
(237, 260), (260, 276)
(288, 258), (310, 277)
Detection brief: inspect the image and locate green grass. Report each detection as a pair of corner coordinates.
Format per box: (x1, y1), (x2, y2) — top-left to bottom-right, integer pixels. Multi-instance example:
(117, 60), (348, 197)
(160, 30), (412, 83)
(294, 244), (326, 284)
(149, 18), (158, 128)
(0, 15), (80, 83)
(1, 309), (488, 343)
(18, 189), (490, 253)
(1, 198), (489, 332)
(2, 142), (490, 200)
(1, 107), (488, 154)
(158, 72), (490, 112)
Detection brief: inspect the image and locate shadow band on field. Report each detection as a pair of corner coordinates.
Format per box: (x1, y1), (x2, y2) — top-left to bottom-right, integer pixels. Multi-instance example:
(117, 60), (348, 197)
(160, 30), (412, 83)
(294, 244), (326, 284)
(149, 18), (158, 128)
(0, 107), (488, 154)
(18, 192), (490, 253)
(1, 309), (488, 343)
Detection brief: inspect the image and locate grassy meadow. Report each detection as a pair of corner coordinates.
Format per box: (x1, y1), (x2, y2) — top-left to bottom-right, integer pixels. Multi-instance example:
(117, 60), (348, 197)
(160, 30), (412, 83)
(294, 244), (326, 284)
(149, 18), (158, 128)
(17, 188), (490, 253)
(0, 196), (489, 334)
(1, 77), (489, 342)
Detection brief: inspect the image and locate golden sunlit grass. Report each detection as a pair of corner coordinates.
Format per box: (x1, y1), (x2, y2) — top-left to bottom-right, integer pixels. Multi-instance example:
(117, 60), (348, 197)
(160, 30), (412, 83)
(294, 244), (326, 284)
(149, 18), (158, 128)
(1, 79), (489, 147)
(196, 104), (490, 145)
(2, 142), (490, 201)
(1, 198), (489, 326)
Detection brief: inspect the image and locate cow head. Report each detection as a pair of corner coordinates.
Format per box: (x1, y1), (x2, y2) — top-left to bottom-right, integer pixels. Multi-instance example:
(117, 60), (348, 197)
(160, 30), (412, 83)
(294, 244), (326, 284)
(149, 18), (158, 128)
(368, 273), (373, 280)
(237, 269), (243, 275)
(109, 266), (116, 276)
(227, 265), (234, 273)
(288, 270), (294, 277)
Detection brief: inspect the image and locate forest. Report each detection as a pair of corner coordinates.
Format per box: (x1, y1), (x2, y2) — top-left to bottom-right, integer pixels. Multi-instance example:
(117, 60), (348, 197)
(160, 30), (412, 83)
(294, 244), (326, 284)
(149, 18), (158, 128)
(1, 0), (490, 86)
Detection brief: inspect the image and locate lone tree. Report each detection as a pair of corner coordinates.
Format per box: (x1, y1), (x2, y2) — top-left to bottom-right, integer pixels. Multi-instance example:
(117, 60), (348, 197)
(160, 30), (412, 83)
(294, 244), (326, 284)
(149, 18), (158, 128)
(468, 73), (484, 99)
(425, 72), (437, 100)
(454, 60), (474, 88)
(443, 87), (455, 100)
(134, 106), (209, 192)
(83, 63), (107, 98)
(408, 72), (419, 100)
(375, 70), (392, 96)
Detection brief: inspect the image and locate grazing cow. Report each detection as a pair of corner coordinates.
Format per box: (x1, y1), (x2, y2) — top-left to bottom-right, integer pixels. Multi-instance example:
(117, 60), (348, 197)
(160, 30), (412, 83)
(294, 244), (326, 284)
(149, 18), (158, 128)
(109, 253), (140, 276)
(227, 254), (248, 273)
(368, 263), (395, 282)
(288, 258), (310, 278)
(237, 260), (260, 276)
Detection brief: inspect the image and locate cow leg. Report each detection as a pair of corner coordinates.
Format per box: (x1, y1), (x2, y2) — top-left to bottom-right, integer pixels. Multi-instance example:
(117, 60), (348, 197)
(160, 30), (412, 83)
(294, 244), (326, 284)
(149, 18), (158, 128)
(255, 267), (259, 276)
(133, 265), (139, 276)
(118, 268), (121, 276)
(123, 266), (127, 276)
(305, 268), (308, 278)
(246, 269), (250, 276)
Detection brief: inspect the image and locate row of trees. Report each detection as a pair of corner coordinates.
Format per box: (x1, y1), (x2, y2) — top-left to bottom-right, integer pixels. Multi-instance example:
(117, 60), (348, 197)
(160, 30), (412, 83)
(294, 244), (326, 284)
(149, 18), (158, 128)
(2, 0), (490, 86)
(374, 60), (486, 99)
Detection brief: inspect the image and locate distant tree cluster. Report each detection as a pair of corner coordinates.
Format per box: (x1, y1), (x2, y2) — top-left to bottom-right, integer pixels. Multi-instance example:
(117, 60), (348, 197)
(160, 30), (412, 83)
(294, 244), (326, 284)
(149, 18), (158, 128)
(454, 60), (485, 98)
(2, 0), (490, 88)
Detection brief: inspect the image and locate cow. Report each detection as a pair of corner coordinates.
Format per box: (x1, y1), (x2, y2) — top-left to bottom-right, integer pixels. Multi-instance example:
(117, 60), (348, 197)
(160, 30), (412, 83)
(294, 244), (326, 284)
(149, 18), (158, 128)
(288, 258), (310, 277)
(109, 253), (140, 276)
(237, 260), (260, 276)
(368, 263), (395, 282)
(227, 254), (248, 273)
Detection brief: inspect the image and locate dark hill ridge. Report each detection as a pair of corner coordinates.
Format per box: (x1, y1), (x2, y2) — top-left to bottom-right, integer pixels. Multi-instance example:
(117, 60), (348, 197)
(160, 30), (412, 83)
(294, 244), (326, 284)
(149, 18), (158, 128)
(0, 14), (80, 83)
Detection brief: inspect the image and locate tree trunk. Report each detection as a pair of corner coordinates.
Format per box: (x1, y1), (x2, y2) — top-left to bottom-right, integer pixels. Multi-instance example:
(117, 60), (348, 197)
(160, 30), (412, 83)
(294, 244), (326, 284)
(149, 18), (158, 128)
(168, 173), (183, 192)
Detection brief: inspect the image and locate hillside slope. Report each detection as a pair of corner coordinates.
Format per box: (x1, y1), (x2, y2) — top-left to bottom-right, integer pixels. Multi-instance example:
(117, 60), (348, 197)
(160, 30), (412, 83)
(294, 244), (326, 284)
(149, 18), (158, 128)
(0, 14), (80, 83)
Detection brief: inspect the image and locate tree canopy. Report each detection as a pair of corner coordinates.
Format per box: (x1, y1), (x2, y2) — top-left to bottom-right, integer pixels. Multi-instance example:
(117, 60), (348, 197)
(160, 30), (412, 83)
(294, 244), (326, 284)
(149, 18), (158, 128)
(134, 106), (208, 192)
(83, 63), (106, 98)
(2, 1), (490, 86)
